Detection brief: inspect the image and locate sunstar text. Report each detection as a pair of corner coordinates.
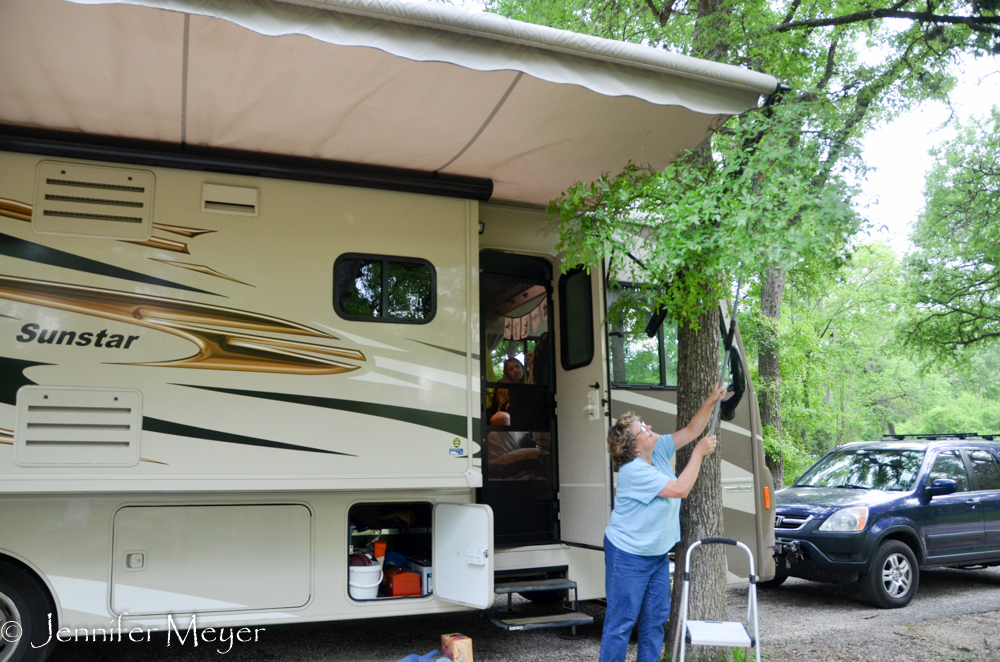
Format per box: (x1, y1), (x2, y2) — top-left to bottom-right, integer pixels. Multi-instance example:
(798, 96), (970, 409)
(16, 323), (140, 349)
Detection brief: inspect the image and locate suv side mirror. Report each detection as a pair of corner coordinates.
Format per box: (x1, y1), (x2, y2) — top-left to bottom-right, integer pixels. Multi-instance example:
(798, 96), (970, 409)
(926, 478), (957, 498)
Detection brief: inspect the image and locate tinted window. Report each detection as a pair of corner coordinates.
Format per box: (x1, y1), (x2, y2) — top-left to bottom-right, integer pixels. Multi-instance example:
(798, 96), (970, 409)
(969, 450), (1000, 491)
(387, 261), (433, 321)
(607, 287), (678, 387)
(796, 449), (925, 491)
(334, 254), (435, 323)
(928, 450), (970, 492)
(559, 268), (594, 370)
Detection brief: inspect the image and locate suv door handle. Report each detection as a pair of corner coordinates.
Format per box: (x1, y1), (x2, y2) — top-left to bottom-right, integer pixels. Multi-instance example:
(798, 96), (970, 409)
(966, 497), (981, 504)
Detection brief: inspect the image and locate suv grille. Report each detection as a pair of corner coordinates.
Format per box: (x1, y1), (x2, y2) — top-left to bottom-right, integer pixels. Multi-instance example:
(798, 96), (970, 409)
(775, 514), (811, 531)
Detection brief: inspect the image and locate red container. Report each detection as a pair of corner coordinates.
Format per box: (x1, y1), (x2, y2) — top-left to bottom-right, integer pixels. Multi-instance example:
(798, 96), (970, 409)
(382, 566), (421, 597)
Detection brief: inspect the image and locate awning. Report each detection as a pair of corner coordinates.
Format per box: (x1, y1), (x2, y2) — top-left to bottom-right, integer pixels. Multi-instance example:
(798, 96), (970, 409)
(0, 0), (778, 205)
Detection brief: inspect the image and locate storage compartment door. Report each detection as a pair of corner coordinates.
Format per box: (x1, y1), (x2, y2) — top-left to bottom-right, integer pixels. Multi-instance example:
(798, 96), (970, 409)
(112, 505), (312, 614)
(433, 503), (493, 609)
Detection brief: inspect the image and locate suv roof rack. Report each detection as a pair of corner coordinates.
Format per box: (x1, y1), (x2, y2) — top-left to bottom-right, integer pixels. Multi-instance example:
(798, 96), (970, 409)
(881, 433), (996, 441)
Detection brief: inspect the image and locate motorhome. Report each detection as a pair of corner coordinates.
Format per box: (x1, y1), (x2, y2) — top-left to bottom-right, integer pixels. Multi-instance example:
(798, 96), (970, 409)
(0, 0), (778, 658)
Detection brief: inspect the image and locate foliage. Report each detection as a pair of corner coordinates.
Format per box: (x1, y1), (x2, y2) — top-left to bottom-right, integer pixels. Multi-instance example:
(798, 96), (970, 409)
(902, 107), (1000, 357)
(549, 101), (861, 329)
(740, 241), (1000, 480)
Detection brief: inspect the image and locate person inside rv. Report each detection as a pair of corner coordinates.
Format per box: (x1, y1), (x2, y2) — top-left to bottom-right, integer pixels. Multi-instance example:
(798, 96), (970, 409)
(599, 384), (726, 662)
(487, 357), (526, 425)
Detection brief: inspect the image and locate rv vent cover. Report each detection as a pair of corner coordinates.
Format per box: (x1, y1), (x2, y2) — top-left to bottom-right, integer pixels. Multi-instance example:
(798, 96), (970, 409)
(14, 386), (142, 467)
(201, 183), (259, 216)
(33, 162), (155, 240)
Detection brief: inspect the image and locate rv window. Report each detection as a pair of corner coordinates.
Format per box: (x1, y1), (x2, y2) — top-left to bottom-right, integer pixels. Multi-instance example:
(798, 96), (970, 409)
(559, 268), (594, 370)
(334, 254), (435, 323)
(607, 286), (678, 388)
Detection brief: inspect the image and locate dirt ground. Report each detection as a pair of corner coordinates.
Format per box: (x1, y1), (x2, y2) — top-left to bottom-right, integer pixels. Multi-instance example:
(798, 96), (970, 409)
(763, 610), (1000, 662)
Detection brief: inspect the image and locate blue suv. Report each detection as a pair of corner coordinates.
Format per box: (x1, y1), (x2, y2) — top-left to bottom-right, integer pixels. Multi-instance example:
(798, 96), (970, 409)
(771, 436), (1000, 608)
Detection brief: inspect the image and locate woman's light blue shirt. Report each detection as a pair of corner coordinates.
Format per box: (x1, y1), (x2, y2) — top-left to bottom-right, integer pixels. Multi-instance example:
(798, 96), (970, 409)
(604, 434), (681, 556)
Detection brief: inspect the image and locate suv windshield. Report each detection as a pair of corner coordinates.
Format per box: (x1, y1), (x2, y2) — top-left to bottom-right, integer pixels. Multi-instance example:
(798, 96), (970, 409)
(795, 449), (925, 491)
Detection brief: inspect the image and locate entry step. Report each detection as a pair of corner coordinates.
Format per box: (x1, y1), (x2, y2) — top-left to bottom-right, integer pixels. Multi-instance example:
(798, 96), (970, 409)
(493, 610), (594, 631)
(494, 577), (577, 594)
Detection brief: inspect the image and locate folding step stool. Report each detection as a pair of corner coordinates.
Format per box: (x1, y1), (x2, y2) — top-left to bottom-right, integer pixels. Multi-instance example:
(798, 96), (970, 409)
(671, 537), (761, 662)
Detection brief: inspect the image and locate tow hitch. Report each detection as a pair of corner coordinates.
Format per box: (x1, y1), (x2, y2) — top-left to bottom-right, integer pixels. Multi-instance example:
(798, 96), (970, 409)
(773, 539), (803, 570)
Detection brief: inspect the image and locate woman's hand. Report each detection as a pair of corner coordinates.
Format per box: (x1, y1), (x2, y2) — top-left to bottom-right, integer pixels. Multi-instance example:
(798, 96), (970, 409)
(707, 381), (727, 405)
(694, 434), (718, 459)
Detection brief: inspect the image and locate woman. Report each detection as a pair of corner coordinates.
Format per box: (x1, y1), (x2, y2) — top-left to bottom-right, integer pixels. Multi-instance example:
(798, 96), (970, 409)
(487, 357), (525, 425)
(599, 383), (727, 662)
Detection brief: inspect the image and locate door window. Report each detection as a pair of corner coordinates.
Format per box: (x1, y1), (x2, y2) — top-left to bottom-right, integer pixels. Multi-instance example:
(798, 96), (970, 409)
(969, 450), (1000, 491)
(559, 268), (594, 370)
(928, 451), (970, 492)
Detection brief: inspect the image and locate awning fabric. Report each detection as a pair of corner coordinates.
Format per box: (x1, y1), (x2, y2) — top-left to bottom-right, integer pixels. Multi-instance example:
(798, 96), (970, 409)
(0, 0), (778, 205)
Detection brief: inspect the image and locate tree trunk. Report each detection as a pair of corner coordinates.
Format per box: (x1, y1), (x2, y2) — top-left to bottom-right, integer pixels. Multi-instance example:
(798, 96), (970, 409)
(610, 332), (627, 383)
(759, 266), (786, 489)
(666, 304), (726, 662)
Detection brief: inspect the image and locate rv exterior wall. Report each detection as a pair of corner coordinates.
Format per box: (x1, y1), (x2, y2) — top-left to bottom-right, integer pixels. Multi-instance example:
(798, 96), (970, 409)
(0, 490), (481, 632)
(0, 150), (479, 492)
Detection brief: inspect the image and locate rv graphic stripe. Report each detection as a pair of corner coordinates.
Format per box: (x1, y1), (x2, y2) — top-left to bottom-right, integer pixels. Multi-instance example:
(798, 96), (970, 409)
(0, 356), (47, 406)
(0, 233), (219, 296)
(141, 417), (356, 456)
(0, 276), (365, 375)
(178, 385), (468, 437)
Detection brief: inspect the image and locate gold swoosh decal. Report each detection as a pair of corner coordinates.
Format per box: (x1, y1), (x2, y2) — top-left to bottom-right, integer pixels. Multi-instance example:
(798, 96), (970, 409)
(0, 198), (31, 223)
(153, 223), (215, 238)
(0, 276), (365, 375)
(125, 237), (190, 254)
(150, 259), (251, 286)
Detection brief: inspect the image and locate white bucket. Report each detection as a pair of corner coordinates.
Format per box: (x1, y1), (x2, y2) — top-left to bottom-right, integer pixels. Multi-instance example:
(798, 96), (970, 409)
(348, 564), (383, 600)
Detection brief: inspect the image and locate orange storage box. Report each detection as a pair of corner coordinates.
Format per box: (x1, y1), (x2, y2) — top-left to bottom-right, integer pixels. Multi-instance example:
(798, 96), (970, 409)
(383, 566), (421, 597)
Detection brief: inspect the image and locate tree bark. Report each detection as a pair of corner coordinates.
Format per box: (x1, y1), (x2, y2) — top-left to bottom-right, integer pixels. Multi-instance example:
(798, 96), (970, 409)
(759, 266), (786, 489)
(666, 303), (726, 662)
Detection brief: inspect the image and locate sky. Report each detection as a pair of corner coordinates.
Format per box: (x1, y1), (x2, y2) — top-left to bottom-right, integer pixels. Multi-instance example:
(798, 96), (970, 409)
(859, 54), (1000, 255)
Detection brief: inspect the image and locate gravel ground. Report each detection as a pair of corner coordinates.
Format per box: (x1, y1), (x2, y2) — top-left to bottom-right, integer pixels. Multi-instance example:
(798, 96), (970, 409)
(48, 566), (1000, 662)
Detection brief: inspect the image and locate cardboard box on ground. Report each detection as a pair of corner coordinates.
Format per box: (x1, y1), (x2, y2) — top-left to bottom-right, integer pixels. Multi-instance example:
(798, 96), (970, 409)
(440, 633), (473, 662)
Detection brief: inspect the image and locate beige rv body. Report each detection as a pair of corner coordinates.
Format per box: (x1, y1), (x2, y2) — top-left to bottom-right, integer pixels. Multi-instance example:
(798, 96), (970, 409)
(0, 151), (772, 634)
(0, 0), (779, 644)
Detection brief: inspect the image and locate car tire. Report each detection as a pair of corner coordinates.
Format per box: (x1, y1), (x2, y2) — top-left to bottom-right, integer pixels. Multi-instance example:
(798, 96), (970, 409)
(757, 574), (788, 589)
(861, 540), (919, 609)
(0, 559), (56, 662)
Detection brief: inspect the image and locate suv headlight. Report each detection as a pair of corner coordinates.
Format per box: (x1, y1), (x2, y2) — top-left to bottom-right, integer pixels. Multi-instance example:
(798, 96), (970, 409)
(818, 506), (868, 532)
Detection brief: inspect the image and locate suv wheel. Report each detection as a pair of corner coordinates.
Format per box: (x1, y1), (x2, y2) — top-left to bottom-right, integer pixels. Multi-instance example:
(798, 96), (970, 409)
(758, 574), (787, 589)
(862, 540), (919, 608)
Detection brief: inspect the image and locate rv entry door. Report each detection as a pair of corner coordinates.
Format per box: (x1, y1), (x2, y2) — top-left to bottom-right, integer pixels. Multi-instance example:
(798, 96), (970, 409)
(479, 251), (558, 547)
(433, 503), (494, 609)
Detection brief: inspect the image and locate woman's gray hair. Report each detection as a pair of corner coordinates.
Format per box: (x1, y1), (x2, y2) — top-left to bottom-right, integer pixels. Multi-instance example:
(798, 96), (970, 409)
(607, 411), (640, 467)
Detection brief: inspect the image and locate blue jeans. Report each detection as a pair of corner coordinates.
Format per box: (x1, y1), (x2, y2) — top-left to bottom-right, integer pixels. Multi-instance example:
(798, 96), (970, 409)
(599, 536), (672, 662)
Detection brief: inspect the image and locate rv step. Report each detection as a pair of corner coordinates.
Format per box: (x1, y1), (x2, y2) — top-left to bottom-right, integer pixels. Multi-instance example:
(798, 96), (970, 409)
(684, 621), (754, 648)
(492, 610), (594, 632)
(494, 577), (577, 594)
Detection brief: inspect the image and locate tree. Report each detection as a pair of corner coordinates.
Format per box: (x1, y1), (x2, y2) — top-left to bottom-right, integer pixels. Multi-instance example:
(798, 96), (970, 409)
(475, 1), (999, 659)
(903, 107), (1000, 357)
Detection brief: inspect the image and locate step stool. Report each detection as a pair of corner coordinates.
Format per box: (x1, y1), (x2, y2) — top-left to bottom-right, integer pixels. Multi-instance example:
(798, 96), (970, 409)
(671, 537), (760, 662)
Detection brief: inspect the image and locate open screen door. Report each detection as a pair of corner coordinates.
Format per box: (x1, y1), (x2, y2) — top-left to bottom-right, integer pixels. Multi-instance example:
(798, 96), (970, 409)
(555, 267), (612, 548)
(433, 503), (494, 609)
